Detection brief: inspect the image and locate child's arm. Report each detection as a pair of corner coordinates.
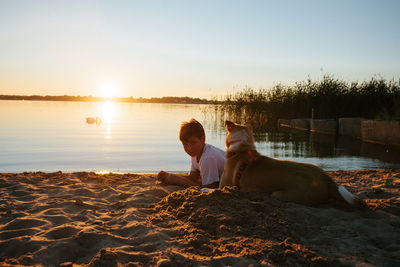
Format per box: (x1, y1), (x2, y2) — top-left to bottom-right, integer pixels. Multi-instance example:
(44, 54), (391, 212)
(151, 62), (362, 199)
(157, 171), (201, 187)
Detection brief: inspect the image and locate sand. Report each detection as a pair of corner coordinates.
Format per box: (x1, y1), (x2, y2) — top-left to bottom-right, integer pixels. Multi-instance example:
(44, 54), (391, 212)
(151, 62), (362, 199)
(1, 169), (400, 266)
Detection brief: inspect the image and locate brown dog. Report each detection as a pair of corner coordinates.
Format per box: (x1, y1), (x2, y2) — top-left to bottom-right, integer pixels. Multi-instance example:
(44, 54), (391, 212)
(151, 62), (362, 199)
(219, 121), (367, 208)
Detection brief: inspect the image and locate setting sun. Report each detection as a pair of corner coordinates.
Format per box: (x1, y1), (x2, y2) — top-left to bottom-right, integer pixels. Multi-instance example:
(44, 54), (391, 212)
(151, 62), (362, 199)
(98, 83), (118, 99)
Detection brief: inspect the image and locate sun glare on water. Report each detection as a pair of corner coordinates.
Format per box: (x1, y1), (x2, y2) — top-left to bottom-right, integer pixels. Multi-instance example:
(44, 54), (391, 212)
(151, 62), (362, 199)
(94, 81), (120, 140)
(84, 99), (115, 141)
(100, 100), (115, 140)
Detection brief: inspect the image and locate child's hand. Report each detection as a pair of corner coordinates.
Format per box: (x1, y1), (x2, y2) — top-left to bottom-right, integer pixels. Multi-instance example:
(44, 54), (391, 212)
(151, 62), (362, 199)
(157, 171), (170, 183)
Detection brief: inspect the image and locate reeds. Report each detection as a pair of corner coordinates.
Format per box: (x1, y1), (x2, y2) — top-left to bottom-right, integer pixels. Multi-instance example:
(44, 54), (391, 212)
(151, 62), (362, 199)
(220, 75), (400, 126)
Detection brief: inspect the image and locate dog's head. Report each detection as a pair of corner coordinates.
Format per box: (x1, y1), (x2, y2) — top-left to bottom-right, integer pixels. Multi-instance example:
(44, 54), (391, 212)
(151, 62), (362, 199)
(224, 121), (255, 152)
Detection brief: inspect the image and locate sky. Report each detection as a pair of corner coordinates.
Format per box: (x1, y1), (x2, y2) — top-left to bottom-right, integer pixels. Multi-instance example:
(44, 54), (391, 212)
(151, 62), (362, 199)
(1, 0), (399, 99)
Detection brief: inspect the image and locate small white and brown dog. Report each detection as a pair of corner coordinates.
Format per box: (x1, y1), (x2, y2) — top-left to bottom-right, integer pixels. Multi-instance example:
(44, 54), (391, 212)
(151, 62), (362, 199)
(219, 120), (367, 208)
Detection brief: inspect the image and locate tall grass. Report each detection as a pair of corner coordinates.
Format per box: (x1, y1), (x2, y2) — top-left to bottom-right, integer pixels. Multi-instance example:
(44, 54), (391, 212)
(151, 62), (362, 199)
(220, 75), (400, 126)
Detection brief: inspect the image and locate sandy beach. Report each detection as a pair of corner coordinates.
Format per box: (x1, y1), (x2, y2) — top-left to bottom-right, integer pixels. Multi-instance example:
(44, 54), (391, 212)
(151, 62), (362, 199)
(1, 169), (400, 266)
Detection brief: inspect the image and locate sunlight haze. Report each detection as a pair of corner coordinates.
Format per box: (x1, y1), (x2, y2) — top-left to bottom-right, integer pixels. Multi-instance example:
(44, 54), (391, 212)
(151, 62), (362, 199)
(1, 0), (399, 99)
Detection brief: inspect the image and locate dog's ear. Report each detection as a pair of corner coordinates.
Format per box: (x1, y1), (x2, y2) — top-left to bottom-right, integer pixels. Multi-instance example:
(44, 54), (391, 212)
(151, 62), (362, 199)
(225, 120), (235, 132)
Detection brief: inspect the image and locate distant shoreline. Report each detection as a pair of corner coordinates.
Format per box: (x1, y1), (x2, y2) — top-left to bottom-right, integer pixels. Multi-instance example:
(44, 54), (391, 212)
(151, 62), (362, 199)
(0, 95), (218, 104)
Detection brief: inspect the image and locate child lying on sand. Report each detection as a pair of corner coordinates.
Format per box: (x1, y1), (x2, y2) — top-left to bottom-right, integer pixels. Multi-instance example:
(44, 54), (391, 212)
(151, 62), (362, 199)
(157, 119), (226, 188)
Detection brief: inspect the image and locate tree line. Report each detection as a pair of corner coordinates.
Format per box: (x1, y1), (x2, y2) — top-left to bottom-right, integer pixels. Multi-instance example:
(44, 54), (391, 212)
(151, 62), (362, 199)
(0, 95), (214, 104)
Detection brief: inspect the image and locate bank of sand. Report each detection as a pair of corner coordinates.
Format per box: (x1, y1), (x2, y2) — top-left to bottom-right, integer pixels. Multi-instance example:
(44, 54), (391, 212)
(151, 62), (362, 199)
(1, 169), (400, 266)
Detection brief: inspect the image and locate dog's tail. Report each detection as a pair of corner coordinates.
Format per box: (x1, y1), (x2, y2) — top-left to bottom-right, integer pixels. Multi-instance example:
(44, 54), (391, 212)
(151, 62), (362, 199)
(338, 186), (368, 210)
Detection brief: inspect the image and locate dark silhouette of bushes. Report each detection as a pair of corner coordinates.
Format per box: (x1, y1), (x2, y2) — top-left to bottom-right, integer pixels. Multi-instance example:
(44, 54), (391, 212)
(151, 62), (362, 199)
(221, 75), (400, 124)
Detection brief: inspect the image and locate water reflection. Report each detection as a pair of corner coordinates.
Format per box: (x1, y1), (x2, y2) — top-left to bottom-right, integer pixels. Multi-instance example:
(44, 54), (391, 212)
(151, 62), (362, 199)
(1, 101), (398, 173)
(101, 101), (115, 139)
(200, 105), (400, 169)
(101, 101), (115, 125)
(261, 127), (400, 165)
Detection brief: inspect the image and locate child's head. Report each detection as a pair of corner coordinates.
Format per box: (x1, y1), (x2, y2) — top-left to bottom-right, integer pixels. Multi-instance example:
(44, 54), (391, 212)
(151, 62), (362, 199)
(179, 118), (205, 142)
(179, 119), (205, 157)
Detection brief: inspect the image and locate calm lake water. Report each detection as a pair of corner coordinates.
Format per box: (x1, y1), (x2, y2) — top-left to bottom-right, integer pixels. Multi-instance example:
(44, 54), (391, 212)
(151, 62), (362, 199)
(1, 100), (399, 173)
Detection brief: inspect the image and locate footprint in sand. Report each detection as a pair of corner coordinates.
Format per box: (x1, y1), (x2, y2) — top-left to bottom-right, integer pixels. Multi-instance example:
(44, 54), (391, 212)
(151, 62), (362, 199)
(3, 218), (48, 231)
(0, 228), (40, 240)
(9, 190), (31, 197)
(45, 226), (80, 240)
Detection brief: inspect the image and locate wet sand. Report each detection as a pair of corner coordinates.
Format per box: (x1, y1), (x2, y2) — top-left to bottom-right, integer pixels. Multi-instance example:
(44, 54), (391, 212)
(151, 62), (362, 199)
(1, 169), (399, 266)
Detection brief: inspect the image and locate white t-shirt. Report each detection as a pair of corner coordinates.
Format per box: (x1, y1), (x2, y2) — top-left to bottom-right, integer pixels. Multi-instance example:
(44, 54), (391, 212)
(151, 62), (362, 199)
(190, 143), (226, 185)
